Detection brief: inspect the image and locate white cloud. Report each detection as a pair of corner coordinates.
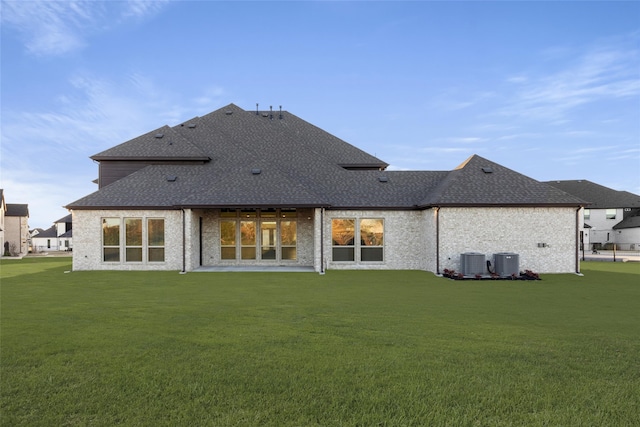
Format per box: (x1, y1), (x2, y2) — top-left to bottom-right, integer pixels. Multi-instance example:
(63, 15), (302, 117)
(0, 0), (170, 56)
(501, 35), (640, 121)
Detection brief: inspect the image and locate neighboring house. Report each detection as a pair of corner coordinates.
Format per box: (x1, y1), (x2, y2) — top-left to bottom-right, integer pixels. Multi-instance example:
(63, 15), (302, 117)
(4, 203), (30, 256)
(545, 180), (640, 251)
(67, 103), (586, 274)
(0, 189), (6, 254)
(31, 214), (73, 252)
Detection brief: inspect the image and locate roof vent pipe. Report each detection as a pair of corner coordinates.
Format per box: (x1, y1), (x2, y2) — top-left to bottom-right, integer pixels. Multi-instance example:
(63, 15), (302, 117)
(256, 103), (259, 115)
(279, 105), (283, 120)
(270, 105), (273, 120)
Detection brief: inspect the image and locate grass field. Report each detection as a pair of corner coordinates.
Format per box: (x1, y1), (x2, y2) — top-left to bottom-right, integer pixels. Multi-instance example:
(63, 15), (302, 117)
(1, 257), (639, 426)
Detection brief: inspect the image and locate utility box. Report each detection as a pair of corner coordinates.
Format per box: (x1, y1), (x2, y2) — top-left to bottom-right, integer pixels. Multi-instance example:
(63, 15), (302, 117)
(494, 253), (519, 277)
(461, 252), (485, 276)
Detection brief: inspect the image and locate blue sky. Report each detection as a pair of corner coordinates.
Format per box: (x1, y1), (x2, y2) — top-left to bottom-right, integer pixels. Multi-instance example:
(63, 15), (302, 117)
(1, 1), (639, 229)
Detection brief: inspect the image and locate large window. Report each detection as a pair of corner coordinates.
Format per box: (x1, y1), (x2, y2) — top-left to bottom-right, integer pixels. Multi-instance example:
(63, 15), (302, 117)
(102, 217), (164, 263)
(360, 219), (384, 262)
(219, 209), (297, 261)
(125, 218), (143, 262)
(332, 218), (384, 263)
(147, 219), (165, 262)
(102, 218), (120, 262)
(332, 219), (355, 261)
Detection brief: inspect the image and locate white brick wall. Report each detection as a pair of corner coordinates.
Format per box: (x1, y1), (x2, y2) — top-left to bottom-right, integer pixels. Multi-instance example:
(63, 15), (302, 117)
(322, 210), (428, 270)
(71, 209), (183, 271)
(72, 206), (579, 274)
(438, 207), (578, 274)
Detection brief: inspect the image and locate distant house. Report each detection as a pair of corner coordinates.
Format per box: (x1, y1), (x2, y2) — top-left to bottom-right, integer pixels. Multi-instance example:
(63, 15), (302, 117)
(4, 203), (30, 256)
(545, 180), (640, 251)
(67, 104), (586, 274)
(0, 190), (6, 254)
(31, 214), (73, 252)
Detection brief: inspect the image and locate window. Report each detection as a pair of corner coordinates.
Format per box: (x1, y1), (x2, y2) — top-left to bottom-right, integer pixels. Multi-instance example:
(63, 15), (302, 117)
(281, 220), (297, 260)
(102, 217), (165, 263)
(360, 219), (384, 262)
(219, 209), (297, 261)
(220, 220), (237, 259)
(583, 209), (590, 220)
(606, 209), (616, 220)
(240, 220), (257, 259)
(332, 218), (384, 262)
(125, 218), (143, 262)
(332, 219), (355, 261)
(147, 219), (165, 262)
(102, 218), (120, 262)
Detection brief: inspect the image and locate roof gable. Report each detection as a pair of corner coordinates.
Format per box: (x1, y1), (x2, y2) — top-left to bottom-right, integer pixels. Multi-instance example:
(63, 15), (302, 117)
(421, 155), (586, 206)
(6, 204), (29, 217)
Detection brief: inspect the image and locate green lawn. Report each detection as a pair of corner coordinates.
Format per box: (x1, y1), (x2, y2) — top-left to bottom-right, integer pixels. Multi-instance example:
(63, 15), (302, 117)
(1, 258), (639, 426)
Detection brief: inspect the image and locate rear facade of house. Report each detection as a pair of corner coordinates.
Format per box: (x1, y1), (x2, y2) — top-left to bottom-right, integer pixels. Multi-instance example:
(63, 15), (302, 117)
(67, 104), (585, 274)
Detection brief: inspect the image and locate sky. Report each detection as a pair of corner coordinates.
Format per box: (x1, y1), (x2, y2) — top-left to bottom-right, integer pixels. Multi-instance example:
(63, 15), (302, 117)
(1, 1), (639, 229)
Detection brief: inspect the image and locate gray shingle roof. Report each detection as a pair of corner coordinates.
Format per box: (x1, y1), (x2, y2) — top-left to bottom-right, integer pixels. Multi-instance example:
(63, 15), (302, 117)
(544, 180), (640, 209)
(6, 204), (29, 217)
(67, 104), (584, 210)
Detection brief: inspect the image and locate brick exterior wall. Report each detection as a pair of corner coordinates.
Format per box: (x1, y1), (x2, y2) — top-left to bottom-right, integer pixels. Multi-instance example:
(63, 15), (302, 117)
(438, 207), (578, 274)
(72, 206), (578, 274)
(71, 209), (183, 271)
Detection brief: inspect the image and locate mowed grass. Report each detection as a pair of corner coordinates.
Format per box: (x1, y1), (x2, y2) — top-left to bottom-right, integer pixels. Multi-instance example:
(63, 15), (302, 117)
(1, 258), (639, 426)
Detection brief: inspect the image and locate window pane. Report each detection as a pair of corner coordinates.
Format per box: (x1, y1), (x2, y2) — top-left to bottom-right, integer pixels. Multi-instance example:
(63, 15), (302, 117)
(332, 219), (355, 246)
(360, 219), (384, 246)
(281, 221), (297, 245)
(220, 221), (236, 246)
(103, 247), (120, 262)
(126, 247), (143, 262)
(333, 247), (354, 261)
(241, 247), (256, 260)
(148, 248), (165, 262)
(241, 221), (256, 245)
(282, 247), (297, 260)
(125, 218), (142, 245)
(361, 247), (383, 262)
(148, 219), (165, 246)
(606, 209), (616, 219)
(221, 247), (236, 260)
(102, 218), (120, 246)
(261, 247), (276, 260)
(583, 209), (590, 220)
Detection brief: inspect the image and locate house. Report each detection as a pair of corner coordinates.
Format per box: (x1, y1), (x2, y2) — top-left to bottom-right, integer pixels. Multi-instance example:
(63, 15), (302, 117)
(31, 214), (73, 252)
(545, 180), (640, 251)
(66, 103), (586, 274)
(0, 189), (5, 254)
(4, 203), (30, 256)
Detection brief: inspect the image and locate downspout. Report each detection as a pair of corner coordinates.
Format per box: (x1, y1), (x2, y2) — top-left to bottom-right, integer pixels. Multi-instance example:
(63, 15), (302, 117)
(575, 207), (581, 274)
(181, 208), (186, 274)
(320, 207), (325, 275)
(435, 207), (440, 275)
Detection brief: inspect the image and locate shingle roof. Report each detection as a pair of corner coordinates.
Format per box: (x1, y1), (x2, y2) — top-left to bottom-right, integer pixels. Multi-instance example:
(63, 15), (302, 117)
(54, 214), (72, 224)
(67, 104), (584, 210)
(32, 225), (57, 238)
(544, 180), (640, 209)
(6, 204), (29, 217)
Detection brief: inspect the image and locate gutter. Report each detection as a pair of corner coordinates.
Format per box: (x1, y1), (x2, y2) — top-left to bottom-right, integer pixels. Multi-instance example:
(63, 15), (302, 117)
(435, 207), (440, 275)
(320, 207), (325, 275)
(575, 207), (581, 274)
(181, 209), (186, 274)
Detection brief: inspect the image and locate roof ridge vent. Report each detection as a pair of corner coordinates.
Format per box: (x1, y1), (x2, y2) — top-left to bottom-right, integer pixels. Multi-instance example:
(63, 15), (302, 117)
(166, 175), (177, 182)
(155, 133), (164, 139)
(378, 176), (389, 183)
(188, 123), (196, 128)
(481, 167), (493, 174)
(251, 168), (262, 175)
(225, 110), (233, 115)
